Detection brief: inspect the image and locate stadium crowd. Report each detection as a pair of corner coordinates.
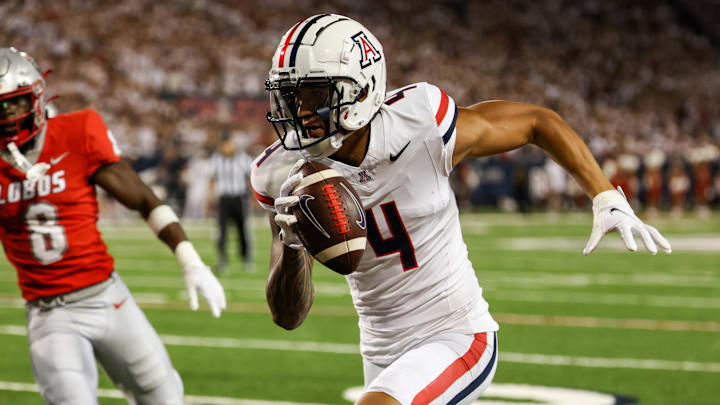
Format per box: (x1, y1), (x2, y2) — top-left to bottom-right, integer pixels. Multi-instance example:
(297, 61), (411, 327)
(2, 0), (719, 216)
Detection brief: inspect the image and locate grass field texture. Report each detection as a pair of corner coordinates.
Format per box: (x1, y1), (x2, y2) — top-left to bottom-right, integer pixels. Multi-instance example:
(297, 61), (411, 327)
(0, 212), (718, 404)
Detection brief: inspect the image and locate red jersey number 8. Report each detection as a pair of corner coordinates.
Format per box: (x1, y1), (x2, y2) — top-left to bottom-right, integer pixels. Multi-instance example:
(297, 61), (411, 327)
(25, 202), (68, 265)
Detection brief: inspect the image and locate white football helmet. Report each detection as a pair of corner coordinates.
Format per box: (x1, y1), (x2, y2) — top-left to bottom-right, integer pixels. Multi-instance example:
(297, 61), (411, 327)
(0, 47), (48, 150)
(266, 14), (387, 158)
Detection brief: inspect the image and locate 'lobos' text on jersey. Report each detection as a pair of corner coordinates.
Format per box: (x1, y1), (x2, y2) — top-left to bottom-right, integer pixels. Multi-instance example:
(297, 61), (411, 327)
(0, 109), (121, 300)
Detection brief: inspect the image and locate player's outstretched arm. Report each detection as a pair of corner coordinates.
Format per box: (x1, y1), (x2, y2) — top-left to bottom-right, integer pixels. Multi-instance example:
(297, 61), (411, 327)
(267, 213), (315, 330)
(453, 101), (671, 255)
(453, 101), (613, 196)
(93, 161), (227, 317)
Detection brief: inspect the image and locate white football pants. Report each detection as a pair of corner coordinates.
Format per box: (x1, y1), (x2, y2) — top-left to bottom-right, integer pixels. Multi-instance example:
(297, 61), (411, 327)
(26, 272), (184, 405)
(364, 331), (498, 405)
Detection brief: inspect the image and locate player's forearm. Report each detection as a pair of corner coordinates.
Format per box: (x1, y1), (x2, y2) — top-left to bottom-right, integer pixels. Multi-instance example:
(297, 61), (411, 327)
(157, 223), (188, 251)
(531, 108), (613, 198)
(95, 161), (189, 250)
(143, 204), (189, 251)
(266, 245), (315, 330)
(94, 161), (163, 217)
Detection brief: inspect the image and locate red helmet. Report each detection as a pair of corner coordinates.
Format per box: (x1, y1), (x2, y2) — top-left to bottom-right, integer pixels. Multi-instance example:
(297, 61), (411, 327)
(0, 47), (47, 149)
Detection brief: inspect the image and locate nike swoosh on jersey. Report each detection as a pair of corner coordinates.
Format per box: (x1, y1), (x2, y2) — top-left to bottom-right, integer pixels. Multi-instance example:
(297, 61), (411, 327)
(50, 152), (69, 165)
(389, 141), (411, 162)
(113, 297), (128, 309)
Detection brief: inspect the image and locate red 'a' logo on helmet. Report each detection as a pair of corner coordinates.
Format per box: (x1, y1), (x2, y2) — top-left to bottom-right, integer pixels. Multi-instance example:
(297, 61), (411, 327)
(351, 31), (382, 69)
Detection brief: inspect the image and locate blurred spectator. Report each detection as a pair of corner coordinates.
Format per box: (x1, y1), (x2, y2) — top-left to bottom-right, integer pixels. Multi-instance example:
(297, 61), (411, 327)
(643, 149), (666, 218)
(687, 143), (719, 218)
(451, 160), (479, 210)
(544, 159), (569, 212)
(183, 146), (213, 221)
(3, 0), (717, 214)
(668, 158), (691, 217)
(156, 139), (188, 214)
(613, 154), (641, 208)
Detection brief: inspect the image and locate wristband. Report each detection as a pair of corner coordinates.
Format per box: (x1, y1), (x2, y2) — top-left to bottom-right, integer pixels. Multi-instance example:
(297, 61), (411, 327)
(175, 241), (203, 268)
(592, 189), (626, 209)
(147, 205), (179, 235)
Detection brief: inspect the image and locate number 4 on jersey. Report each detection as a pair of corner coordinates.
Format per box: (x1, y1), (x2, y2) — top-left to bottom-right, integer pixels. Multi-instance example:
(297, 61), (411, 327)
(365, 201), (418, 271)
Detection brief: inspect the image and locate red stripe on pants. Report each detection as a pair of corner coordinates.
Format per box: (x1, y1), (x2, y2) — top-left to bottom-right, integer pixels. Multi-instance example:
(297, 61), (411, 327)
(411, 332), (489, 405)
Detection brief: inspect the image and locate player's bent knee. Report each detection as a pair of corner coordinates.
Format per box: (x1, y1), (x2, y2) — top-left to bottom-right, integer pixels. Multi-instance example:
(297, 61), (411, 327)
(116, 349), (183, 404)
(37, 370), (97, 405)
(30, 334), (98, 404)
(355, 391), (401, 405)
(129, 365), (183, 404)
(128, 354), (168, 391)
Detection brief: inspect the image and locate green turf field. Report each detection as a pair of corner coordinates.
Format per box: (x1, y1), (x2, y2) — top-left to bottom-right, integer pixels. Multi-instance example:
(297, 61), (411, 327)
(0, 212), (718, 404)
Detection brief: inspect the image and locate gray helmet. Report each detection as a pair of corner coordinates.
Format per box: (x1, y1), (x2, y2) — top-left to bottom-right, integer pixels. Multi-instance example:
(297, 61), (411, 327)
(0, 47), (47, 149)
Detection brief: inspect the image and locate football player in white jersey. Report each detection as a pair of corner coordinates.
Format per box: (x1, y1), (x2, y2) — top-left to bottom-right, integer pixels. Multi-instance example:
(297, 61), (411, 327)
(251, 14), (672, 405)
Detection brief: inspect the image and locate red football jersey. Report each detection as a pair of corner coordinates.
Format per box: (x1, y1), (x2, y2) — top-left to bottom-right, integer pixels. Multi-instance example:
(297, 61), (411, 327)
(0, 109), (121, 300)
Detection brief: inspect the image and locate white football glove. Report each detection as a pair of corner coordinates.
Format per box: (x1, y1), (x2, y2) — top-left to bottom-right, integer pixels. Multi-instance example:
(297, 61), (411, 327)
(583, 187), (672, 256)
(175, 241), (227, 317)
(274, 159), (306, 250)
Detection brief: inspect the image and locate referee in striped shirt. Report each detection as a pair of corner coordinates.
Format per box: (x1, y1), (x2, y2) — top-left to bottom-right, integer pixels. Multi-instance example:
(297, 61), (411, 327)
(209, 136), (254, 273)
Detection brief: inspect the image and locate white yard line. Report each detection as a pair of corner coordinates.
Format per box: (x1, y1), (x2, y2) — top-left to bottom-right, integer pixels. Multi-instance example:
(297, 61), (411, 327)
(105, 245), (216, 256)
(3, 266), (719, 291)
(2, 290), (720, 329)
(494, 313), (720, 332)
(500, 236), (720, 252)
(107, 264), (720, 289)
(480, 271), (720, 289)
(0, 274), (349, 295)
(0, 380), (632, 404)
(160, 335), (360, 354)
(0, 325), (25, 336)
(490, 290), (720, 309)
(343, 384), (622, 404)
(0, 381), (329, 405)
(1, 325), (719, 373)
(500, 352), (720, 373)
(3, 277), (718, 310)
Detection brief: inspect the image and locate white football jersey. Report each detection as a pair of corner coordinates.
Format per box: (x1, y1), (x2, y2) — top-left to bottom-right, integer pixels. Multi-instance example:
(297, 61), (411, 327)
(252, 82), (498, 366)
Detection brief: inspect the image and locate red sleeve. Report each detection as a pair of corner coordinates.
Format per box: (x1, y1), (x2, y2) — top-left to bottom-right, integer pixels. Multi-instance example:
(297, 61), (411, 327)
(83, 110), (121, 177)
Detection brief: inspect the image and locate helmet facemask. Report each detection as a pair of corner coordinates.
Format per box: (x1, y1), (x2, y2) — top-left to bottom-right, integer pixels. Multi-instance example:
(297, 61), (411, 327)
(266, 76), (364, 158)
(0, 47), (50, 181)
(0, 92), (33, 141)
(0, 79), (45, 150)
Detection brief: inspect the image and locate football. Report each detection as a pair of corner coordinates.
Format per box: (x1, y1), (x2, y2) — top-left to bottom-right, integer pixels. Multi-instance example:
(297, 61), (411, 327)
(291, 160), (367, 275)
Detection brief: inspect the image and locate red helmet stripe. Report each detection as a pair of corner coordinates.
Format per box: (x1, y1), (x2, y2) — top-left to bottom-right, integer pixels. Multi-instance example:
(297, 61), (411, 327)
(288, 14), (331, 68)
(278, 19), (306, 68)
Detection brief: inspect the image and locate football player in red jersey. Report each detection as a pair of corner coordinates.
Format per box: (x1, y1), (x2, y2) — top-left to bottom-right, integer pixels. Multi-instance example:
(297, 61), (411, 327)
(0, 47), (226, 405)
